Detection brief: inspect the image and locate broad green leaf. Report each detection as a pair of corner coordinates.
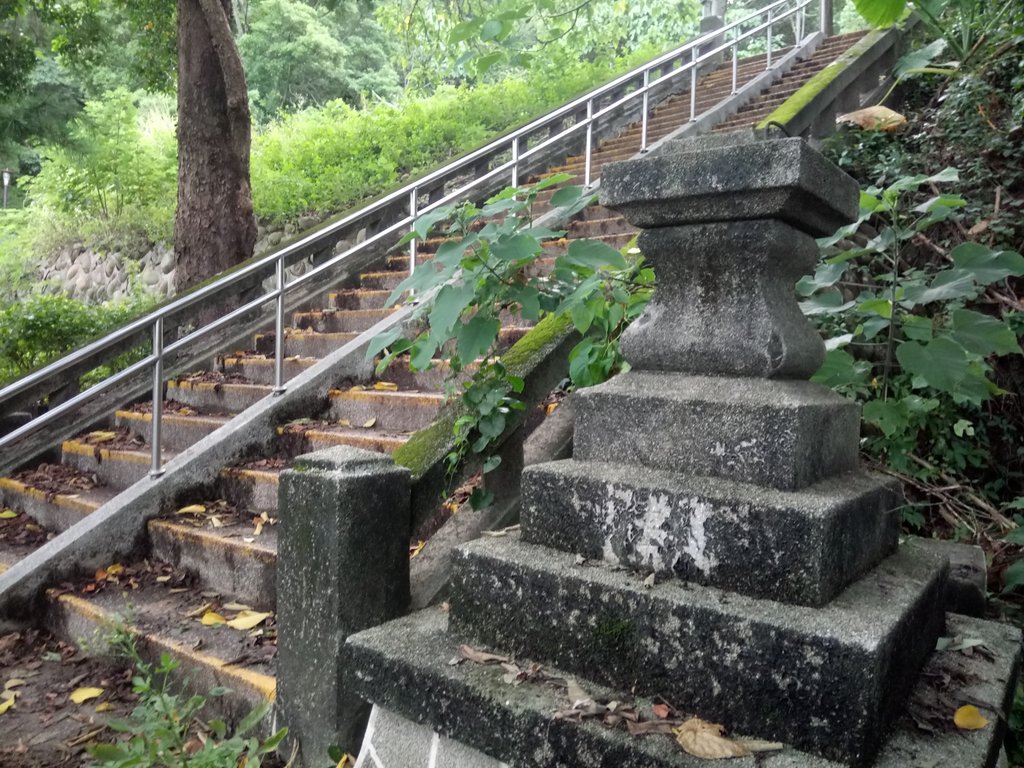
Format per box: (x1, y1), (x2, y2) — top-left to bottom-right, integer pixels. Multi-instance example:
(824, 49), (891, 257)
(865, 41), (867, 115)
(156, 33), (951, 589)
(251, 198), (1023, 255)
(429, 282), (476, 337)
(483, 455), (501, 473)
(1002, 559), (1024, 592)
(901, 314), (934, 341)
(895, 38), (948, 78)
(514, 286), (541, 321)
(412, 207), (451, 240)
(896, 337), (969, 393)
(550, 185), (587, 208)
(409, 337), (438, 371)
(480, 19), (504, 41)
(474, 51), (505, 75)
(563, 239), (628, 270)
(951, 242), (1024, 285)
(861, 315), (890, 340)
(796, 262), (846, 297)
(799, 289), (855, 316)
(1003, 527), (1024, 546)
(858, 298), (893, 319)
(863, 399), (909, 437)
(490, 233), (539, 263)
(810, 349), (871, 390)
(456, 315), (500, 362)
(950, 309), (1022, 356)
(449, 20), (479, 43)
(904, 269), (977, 305)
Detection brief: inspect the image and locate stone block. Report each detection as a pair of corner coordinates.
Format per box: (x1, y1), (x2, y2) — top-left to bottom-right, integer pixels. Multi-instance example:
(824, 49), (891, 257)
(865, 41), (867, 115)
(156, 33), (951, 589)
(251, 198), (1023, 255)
(521, 459), (899, 606)
(346, 610), (1018, 768)
(277, 446), (412, 759)
(573, 373), (860, 491)
(619, 221), (825, 377)
(915, 538), (987, 617)
(600, 134), (858, 237)
(447, 535), (947, 765)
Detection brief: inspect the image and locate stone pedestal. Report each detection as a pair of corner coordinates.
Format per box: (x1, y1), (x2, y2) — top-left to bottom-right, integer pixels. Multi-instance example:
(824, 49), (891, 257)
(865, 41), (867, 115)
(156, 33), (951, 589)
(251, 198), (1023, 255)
(344, 133), (1020, 767)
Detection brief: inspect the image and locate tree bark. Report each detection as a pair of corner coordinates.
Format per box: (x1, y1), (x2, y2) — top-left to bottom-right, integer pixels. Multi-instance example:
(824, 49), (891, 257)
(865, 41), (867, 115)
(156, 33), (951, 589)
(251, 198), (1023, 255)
(174, 0), (257, 294)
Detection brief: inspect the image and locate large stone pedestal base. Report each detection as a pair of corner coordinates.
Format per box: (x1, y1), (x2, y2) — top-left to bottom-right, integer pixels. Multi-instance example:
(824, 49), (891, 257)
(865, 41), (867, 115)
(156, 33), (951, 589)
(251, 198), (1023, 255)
(346, 611), (1019, 768)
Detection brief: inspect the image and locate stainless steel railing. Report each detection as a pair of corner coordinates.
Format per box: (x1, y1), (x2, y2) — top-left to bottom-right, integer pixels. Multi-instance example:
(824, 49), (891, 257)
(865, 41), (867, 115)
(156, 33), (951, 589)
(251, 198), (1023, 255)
(0, 0), (823, 475)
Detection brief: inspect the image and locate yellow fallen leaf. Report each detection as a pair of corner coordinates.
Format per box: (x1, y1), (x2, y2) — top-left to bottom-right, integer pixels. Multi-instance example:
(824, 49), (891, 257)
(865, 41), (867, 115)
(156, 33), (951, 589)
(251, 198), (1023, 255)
(837, 105), (907, 132)
(410, 540), (426, 558)
(4, 678), (25, 689)
(954, 705), (989, 730)
(70, 687), (104, 704)
(95, 702), (115, 713)
(0, 697), (13, 715)
(0, 690), (15, 701)
(674, 717), (782, 759)
(156, 575), (172, 583)
(362, 417), (377, 429)
(222, 601), (252, 612)
(545, 402), (559, 415)
(373, 382), (398, 391)
(201, 611), (227, 626)
(106, 564), (125, 577)
(89, 431), (117, 443)
(337, 419), (351, 427)
(0, 509), (18, 519)
(177, 504), (206, 515)
(226, 610), (272, 631)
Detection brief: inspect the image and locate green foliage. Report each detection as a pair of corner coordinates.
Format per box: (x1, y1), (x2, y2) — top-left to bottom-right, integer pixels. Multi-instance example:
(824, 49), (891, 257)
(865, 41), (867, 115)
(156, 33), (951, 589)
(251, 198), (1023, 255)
(238, 0), (401, 121)
(0, 290), (155, 386)
(89, 622), (286, 768)
(368, 177), (650, 505)
(250, 54), (648, 222)
(21, 88), (176, 247)
(804, 167), (1023, 532)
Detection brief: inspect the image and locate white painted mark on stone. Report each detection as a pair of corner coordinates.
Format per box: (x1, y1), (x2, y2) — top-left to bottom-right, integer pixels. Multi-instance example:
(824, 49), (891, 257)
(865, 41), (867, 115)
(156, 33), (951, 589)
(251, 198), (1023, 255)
(428, 732), (440, 768)
(682, 498), (717, 576)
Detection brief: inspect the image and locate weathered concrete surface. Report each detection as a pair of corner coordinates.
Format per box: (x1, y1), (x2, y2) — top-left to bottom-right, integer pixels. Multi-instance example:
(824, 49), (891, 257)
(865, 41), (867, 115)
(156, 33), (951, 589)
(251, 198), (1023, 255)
(599, 134), (859, 237)
(354, 705), (509, 768)
(619, 221), (826, 377)
(915, 538), (988, 617)
(447, 534), (947, 765)
(573, 373), (860, 491)
(277, 446), (412, 760)
(346, 609), (1018, 768)
(521, 460), (899, 606)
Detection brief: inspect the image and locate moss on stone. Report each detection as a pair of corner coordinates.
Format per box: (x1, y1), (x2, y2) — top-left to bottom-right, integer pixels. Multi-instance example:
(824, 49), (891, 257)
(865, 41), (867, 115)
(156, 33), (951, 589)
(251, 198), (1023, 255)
(502, 313), (574, 376)
(757, 30), (888, 130)
(591, 616), (635, 658)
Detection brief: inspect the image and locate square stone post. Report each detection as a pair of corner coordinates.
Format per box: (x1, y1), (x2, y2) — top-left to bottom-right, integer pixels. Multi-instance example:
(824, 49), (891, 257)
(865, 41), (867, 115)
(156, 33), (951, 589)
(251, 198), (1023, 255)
(277, 446), (411, 762)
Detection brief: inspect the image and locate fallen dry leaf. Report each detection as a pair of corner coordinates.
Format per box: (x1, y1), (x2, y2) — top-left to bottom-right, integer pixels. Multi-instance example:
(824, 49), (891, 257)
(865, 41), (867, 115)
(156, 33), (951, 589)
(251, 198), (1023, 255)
(954, 705), (989, 730)
(222, 601), (252, 612)
(226, 610), (272, 631)
(566, 679), (590, 704)
(69, 687), (104, 704)
(200, 611), (227, 626)
(674, 717), (782, 759)
(837, 105), (906, 132)
(362, 417), (377, 429)
(177, 504), (206, 515)
(0, 509), (18, 520)
(373, 382), (399, 391)
(409, 540), (426, 558)
(0, 698), (14, 715)
(95, 702), (115, 713)
(88, 431), (117, 443)
(652, 703), (672, 719)
(455, 644), (509, 665)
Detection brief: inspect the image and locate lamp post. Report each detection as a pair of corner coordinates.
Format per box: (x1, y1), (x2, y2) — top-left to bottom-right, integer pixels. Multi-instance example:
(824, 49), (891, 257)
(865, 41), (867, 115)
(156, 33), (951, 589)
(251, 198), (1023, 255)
(1, 170), (10, 210)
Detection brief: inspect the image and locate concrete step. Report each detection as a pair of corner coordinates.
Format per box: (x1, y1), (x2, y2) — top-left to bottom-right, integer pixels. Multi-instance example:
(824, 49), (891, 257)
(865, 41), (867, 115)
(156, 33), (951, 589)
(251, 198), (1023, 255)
(61, 437), (164, 490)
(329, 288), (394, 311)
(115, 409), (229, 453)
(327, 388), (445, 433)
(148, 515), (277, 612)
(254, 329), (360, 358)
(166, 377), (272, 412)
(46, 574), (276, 728)
(0, 508), (56, 574)
(217, 465), (283, 516)
(216, 354), (318, 386)
(359, 270), (408, 291)
(0, 470), (116, 533)
(292, 307), (396, 334)
(291, 426), (410, 455)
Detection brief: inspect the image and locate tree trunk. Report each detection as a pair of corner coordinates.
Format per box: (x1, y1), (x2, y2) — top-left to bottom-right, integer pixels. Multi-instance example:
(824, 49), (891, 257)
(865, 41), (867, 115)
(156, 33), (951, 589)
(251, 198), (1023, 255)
(174, 0), (256, 294)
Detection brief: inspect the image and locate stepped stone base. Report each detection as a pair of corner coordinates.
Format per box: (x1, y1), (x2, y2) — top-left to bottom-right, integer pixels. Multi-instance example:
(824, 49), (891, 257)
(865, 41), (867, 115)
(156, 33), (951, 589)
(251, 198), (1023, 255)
(573, 373), (860, 491)
(447, 535), (947, 764)
(346, 610), (1020, 768)
(521, 460), (899, 606)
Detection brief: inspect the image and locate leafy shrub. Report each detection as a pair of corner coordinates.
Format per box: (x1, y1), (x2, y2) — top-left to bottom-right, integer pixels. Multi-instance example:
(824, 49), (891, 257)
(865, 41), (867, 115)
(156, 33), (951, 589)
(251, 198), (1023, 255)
(0, 291), (156, 386)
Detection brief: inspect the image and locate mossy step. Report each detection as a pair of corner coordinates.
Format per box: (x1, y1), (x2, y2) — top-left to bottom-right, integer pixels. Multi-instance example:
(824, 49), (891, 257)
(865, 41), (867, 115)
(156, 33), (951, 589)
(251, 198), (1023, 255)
(148, 517), (277, 612)
(217, 466), (282, 516)
(115, 410), (229, 453)
(254, 329), (360, 358)
(216, 354), (317, 386)
(327, 388), (446, 433)
(46, 586), (276, 730)
(166, 379), (272, 413)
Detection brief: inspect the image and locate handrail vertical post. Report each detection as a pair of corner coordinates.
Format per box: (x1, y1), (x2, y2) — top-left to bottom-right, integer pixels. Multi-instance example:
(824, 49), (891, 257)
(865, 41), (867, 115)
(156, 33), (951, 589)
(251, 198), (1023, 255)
(511, 136), (520, 189)
(150, 318), (164, 478)
(766, 8), (774, 69)
(640, 69), (650, 152)
(689, 48), (698, 122)
(408, 188), (418, 277)
(731, 44), (739, 93)
(274, 256), (286, 395)
(820, 0), (833, 35)
(584, 99), (594, 187)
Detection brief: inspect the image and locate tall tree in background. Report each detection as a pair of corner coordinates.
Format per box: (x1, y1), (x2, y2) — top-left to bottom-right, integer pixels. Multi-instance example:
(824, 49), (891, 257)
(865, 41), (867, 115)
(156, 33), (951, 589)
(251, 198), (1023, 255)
(175, 0), (256, 292)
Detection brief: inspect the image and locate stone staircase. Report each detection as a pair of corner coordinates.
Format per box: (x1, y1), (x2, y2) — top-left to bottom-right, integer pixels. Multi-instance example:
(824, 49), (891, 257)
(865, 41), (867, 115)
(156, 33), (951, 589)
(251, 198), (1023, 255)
(0, 31), (869, 763)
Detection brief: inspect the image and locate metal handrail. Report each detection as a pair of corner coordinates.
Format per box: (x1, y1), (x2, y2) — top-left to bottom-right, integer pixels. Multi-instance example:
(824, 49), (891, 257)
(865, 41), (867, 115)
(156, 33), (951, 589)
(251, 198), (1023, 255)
(0, 0), (824, 473)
